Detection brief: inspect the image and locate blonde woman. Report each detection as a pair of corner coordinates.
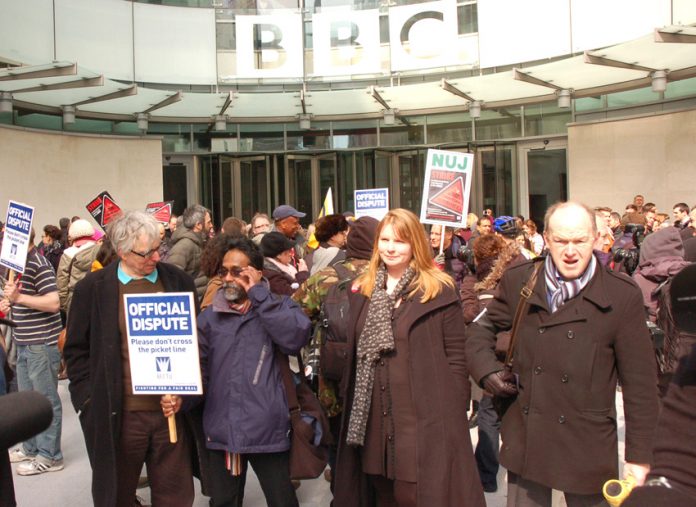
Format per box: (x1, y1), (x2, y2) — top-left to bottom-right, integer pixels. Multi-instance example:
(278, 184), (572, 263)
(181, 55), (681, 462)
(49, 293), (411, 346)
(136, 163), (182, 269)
(334, 208), (485, 507)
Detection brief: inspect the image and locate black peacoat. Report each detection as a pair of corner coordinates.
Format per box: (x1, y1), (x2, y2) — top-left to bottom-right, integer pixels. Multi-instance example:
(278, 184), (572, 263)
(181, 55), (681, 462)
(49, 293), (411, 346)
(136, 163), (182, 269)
(333, 283), (486, 507)
(64, 262), (210, 507)
(466, 257), (659, 495)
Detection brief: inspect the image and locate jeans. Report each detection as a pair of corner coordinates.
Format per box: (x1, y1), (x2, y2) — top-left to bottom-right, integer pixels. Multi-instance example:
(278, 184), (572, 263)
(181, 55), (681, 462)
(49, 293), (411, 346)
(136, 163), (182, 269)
(475, 394), (501, 488)
(16, 343), (63, 462)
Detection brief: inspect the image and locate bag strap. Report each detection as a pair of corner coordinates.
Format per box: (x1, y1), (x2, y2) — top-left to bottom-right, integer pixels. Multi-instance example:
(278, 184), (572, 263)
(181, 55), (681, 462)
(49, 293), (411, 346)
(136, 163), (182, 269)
(503, 261), (543, 369)
(275, 349), (301, 414)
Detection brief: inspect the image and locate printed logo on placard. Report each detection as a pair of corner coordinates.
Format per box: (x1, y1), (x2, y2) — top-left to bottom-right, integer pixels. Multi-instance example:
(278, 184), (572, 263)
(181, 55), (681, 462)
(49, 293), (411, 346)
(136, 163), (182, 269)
(156, 356), (173, 380)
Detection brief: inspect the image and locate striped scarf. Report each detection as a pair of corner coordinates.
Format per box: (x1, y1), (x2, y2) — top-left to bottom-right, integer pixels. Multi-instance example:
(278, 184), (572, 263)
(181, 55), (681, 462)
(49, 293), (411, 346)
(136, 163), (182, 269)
(346, 264), (415, 446)
(544, 254), (596, 313)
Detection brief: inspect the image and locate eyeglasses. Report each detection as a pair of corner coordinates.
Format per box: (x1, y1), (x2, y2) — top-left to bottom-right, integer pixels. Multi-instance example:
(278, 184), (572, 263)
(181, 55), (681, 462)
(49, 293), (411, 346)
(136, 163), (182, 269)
(130, 246), (160, 259)
(253, 223), (270, 230)
(218, 266), (244, 278)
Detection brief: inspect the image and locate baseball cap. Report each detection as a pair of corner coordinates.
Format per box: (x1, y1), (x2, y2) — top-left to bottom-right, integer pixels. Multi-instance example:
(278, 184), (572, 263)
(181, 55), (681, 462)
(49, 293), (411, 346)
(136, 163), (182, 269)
(272, 205), (306, 221)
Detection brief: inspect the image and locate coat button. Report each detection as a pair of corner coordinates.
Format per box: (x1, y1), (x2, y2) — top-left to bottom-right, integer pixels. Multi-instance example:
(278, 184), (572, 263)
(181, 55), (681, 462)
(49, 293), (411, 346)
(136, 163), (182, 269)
(382, 411), (388, 417)
(387, 435), (393, 441)
(379, 360), (385, 366)
(381, 386), (386, 392)
(522, 406), (529, 415)
(558, 415), (566, 424)
(539, 328), (546, 334)
(567, 330), (575, 339)
(561, 374), (569, 383)
(534, 366), (542, 375)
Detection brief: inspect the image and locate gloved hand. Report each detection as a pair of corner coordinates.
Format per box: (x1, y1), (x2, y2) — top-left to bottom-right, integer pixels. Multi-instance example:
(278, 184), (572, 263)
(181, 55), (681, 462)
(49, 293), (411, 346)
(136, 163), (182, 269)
(482, 370), (518, 397)
(434, 252), (445, 269)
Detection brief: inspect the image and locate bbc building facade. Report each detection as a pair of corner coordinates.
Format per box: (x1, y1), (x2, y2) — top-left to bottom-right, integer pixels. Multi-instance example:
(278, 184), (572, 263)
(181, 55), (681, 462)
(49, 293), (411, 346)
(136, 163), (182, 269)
(1, 0), (695, 230)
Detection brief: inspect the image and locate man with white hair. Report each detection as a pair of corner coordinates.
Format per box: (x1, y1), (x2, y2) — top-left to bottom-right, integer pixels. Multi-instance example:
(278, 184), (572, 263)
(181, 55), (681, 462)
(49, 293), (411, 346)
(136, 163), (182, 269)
(466, 201), (659, 507)
(64, 210), (198, 506)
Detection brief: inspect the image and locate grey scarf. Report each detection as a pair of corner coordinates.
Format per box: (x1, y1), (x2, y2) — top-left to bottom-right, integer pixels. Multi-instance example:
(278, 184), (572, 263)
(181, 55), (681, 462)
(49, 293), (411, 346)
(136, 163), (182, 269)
(346, 264), (416, 446)
(544, 254), (596, 313)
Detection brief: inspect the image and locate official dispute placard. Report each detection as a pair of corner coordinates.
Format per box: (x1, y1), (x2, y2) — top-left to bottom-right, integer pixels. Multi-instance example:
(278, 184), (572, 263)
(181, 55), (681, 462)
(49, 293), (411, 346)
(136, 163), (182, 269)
(0, 200), (35, 273)
(420, 149), (473, 227)
(354, 188), (389, 220)
(124, 293), (202, 395)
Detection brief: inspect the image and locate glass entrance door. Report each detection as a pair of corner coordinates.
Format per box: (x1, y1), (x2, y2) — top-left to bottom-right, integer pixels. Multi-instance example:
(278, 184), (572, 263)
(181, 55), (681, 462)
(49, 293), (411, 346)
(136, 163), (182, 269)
(396, 150), (426, 213)
(237, 156), (271, 221)
(218, 155), (272, 223)
(476, 145), (516, 218)
(518, 139), (567, 231)
(286, 153), (337, 225)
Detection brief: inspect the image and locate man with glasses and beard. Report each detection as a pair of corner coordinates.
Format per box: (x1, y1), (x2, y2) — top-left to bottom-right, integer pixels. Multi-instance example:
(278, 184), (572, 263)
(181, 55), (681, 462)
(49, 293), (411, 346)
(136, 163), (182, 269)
(165, 236), (311, 507)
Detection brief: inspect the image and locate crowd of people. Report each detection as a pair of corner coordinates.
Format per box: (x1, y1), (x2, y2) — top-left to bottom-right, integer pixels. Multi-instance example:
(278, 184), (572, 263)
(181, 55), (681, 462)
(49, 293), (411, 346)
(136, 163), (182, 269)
(0, 193), (695, 507)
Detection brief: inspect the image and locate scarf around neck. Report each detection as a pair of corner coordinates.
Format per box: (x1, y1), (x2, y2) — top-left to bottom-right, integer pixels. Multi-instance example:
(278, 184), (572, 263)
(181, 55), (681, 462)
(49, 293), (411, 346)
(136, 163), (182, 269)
(544, 254), (596, 313)
(346, 264), (416, 446)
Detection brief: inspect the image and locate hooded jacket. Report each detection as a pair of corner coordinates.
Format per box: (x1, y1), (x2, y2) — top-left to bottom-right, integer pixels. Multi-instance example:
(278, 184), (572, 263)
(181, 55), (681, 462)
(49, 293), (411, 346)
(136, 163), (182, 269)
(195, 283), (311, 453)
(633, 227), (690, 322)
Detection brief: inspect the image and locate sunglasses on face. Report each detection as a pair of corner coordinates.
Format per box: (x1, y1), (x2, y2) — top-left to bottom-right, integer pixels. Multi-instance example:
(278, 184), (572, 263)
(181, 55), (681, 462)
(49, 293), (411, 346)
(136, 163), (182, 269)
(218, 266), (244, 278)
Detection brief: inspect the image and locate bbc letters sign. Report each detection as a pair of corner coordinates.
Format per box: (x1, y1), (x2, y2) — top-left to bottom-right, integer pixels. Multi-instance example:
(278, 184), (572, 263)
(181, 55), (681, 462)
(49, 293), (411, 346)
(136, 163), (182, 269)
(124, 293), (202, 395)
(225, 0), (473, 80)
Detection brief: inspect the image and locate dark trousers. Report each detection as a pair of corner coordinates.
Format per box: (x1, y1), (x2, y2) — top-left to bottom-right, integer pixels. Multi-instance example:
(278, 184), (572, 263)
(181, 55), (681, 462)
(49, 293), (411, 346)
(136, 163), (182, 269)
(115, 411), (194, 507)
(475, 394), (501, 488)
(368, 475), (417, 507)
(0, 448), (16, 507)
(507, 472), (608, 507)
(208, 449), (299, 507)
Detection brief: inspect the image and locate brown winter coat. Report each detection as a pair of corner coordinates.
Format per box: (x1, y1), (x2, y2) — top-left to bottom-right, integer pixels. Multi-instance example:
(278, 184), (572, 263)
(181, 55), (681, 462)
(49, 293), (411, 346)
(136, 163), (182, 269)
(466, 257), (659, 494)
(333, 283), (486, 507)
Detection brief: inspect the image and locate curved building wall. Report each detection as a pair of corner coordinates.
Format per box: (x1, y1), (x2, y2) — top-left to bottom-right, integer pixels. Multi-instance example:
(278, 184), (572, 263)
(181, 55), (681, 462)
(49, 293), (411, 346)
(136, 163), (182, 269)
(568, 108), (696, 212)
(0, 124), (163, 230)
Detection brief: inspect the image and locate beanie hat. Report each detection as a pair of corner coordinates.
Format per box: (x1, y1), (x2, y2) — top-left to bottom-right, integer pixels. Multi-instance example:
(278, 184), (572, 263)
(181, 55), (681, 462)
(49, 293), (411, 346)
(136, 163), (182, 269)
(69, 219), (96, 241)
(346, 216), (379, 260)
(260, 231), (296, 258)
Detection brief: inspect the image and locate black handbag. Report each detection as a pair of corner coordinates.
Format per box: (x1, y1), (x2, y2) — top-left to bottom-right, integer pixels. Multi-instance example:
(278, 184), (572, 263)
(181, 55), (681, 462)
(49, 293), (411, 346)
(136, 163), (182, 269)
(276, 350), (332, 480)
(492, 262), (543, 419)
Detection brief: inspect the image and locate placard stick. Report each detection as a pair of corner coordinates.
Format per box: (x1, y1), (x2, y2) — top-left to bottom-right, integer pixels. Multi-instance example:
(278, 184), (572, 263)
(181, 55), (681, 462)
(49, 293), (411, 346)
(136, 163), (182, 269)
(7, 270), (14, 285)
(168, 414), (177, 444)
(439, 227), (445, 255)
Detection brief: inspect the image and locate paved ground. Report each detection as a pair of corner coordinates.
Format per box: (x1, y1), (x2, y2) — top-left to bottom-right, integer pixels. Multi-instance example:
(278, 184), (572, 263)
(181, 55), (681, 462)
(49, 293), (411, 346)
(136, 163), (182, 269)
(10, 381), (626, 506)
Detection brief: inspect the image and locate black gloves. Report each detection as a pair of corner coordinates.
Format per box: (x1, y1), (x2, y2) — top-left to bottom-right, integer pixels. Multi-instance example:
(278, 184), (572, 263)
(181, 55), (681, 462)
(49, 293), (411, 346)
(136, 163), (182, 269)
(482, 370), (518, 397)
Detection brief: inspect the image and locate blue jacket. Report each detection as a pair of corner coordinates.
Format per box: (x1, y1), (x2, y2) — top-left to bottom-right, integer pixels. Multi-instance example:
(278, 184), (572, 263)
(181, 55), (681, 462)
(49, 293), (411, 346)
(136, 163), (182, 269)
(196, 282), (311, 454)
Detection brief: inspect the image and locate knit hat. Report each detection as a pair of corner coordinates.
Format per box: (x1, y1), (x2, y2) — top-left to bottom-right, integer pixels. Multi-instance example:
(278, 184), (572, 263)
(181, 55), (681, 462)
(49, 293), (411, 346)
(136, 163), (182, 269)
(315, 214), (349, 243)
(260, 231), (296, 258)
(346, 216), (379, 260)
(69, 219), (95, 241)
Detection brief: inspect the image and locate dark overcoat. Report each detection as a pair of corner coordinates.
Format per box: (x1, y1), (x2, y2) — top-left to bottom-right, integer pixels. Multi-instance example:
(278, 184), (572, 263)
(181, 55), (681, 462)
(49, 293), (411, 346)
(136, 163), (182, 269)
(333, 283), (486, 507)
(466, 257), (659, 494)
(63, 262), (210, 507)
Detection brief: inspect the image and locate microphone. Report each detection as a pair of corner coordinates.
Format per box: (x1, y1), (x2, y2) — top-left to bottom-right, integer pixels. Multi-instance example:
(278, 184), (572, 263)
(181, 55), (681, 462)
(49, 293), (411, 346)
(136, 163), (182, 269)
(0, 391), (53, 449)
